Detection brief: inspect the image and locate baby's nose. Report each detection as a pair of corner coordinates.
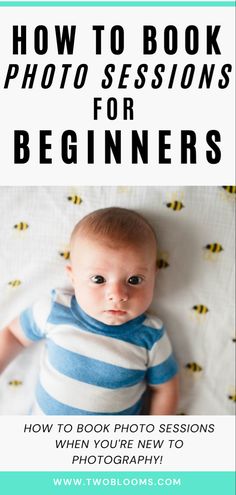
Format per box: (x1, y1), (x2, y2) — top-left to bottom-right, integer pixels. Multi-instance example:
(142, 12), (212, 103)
(107, 283), (128, 302)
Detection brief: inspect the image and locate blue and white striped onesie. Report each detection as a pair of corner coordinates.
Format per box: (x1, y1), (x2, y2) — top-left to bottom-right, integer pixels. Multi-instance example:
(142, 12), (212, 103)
(20, 289), (178, 415)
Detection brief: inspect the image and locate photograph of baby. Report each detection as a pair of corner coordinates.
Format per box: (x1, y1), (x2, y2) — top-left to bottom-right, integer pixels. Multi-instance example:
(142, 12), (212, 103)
(0, 186), (235, 415)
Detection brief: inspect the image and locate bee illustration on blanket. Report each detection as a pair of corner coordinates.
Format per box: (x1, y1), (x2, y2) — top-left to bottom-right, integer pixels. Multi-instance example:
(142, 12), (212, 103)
(185, 362), (202, 372)
(14, 222), (29, 231)
(184, 362), (203, 382)
(203, 243), (224, 261)
(220, 186), (236, 203)
(191, 304), (209, 323)
(67, 189), (83, 205)
(59, 248), (70, 260)
(165, 192), (185, 212)
(222, 186), (236, 194)
(157, 252), (170, 269)
(8, 380), (23, 387)
(185, 362), (203, 379)
(8, 279), (22, 288)
(228, 386), (236, 402)
(192, 304), (209, 315)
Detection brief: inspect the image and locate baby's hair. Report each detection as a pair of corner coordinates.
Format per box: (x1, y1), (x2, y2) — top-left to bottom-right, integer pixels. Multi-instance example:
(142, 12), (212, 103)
(70, 207), (157, 251)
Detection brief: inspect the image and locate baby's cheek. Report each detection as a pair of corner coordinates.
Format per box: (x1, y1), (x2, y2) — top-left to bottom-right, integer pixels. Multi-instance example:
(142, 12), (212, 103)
(82, 287), (101, 306)
(141, 288), (154, 306)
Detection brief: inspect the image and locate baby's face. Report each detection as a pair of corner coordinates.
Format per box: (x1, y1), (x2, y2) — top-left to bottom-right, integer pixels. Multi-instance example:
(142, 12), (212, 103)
(67, 236), (157, 326)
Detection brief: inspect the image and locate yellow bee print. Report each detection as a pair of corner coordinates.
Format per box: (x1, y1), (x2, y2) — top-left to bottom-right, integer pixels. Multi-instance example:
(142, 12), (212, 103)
(8, 380), (23, 387)
(203, 243), (224, 261)
(157, 252), (170, 269)
(14, 222), (29, 231)
(67, 195), (83, 205)
(165, 192), (185, 211)
(192, 305), (209, 315)
(222, 186), (236, 194)
(185, 362), (203, 372)
(205, 243), (223, 253)
(60, 251), (70, 260)
(166, 200), (184, 211)
(157, 259), (169, 269)
(220, 186), (236, 203)
(228, 394), (236, 402)
(8, 280), (21, 288)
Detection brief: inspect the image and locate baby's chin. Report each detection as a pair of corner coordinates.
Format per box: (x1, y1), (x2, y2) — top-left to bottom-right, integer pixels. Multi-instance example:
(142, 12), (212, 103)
(93, 310), (137, 326)
(98, 313), (132, 326)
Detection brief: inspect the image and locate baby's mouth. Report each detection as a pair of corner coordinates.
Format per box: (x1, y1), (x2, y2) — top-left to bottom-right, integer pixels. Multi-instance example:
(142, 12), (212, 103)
(104, 309), (127, 315)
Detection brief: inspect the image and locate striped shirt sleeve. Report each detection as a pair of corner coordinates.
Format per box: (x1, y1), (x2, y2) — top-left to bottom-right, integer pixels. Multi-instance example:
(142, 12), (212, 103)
(20, 295), (52, 342)
(146, 330), (178, 385)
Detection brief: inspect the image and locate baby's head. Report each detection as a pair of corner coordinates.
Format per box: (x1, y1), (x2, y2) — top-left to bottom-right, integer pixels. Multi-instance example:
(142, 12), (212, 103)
(66, 207), (158, 326)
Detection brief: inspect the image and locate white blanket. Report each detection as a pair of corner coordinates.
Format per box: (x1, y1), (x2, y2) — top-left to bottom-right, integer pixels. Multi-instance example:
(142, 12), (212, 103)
(0, 186), (235, 414)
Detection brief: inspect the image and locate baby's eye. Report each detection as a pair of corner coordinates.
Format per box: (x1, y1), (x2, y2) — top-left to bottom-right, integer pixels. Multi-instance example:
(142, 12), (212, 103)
(90, 275), (106, 284)
(128, 276), (143, 285)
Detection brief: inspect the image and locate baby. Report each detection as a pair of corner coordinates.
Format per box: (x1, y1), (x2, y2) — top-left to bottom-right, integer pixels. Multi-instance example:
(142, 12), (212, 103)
(0, 207), (178, 415)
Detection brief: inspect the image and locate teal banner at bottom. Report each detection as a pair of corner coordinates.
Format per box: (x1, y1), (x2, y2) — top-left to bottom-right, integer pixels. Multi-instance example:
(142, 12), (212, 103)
(0, 472), (235, 495)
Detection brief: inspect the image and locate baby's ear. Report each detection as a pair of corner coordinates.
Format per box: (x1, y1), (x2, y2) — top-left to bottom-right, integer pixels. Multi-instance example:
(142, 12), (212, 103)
(65, 264), (76, 289)
(65, 264), (73, 281)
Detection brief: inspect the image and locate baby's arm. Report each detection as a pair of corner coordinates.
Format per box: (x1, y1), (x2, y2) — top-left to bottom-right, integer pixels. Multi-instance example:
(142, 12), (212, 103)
(148, 375), (179, 415)
(0, 318), (31, 373)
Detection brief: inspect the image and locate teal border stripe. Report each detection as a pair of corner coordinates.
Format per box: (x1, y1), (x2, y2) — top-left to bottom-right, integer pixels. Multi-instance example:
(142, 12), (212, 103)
(0, 1), (235, 5)
(0, 472), (235, 495)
